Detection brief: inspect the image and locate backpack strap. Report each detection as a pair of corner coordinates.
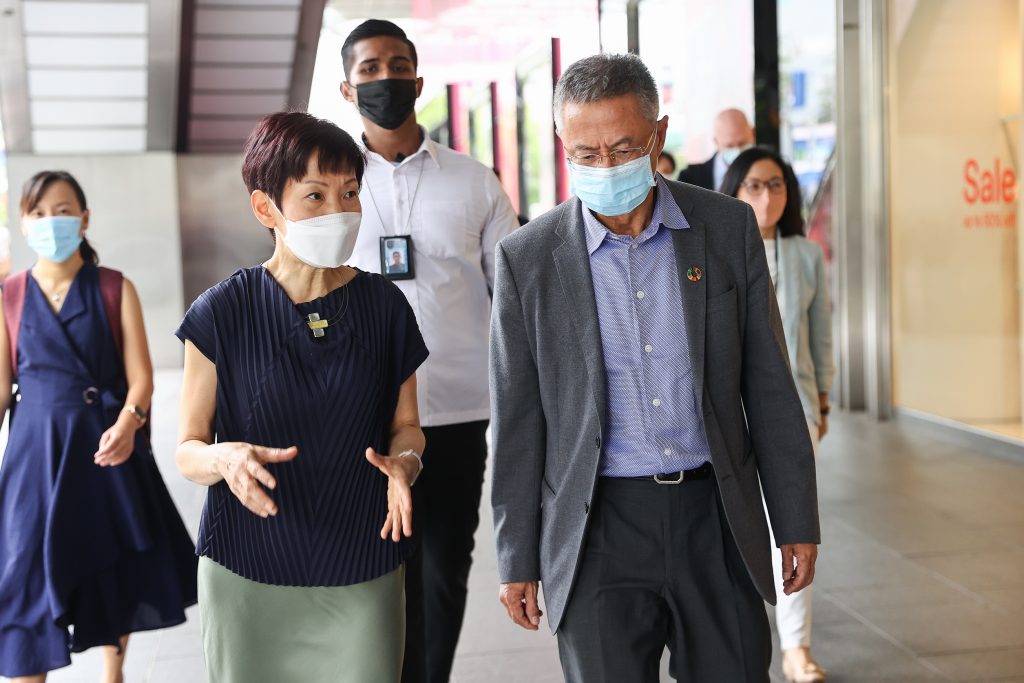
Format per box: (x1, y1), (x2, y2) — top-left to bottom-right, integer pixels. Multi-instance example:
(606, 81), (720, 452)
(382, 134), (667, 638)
(2, 270), (29, 377)
(97, 267), (124, 360)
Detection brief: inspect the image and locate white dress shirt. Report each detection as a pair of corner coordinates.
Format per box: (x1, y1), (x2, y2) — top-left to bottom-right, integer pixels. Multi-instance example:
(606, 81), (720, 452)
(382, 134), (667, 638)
(713, 152), (729, 192)
(348, 129), (519, 427)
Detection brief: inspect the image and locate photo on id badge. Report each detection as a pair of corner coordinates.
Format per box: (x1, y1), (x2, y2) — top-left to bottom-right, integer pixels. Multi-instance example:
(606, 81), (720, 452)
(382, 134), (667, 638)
(381, 236), (414, 280)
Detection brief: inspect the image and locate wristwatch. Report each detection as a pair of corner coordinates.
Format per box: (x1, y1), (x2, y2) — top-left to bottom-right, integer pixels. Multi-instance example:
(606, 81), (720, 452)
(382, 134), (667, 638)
(123, 404), (148, 426)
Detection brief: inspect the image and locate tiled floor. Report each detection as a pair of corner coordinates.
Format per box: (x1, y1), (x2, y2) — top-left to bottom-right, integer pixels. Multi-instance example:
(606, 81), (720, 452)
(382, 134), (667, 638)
(5, 369), (1024, 682)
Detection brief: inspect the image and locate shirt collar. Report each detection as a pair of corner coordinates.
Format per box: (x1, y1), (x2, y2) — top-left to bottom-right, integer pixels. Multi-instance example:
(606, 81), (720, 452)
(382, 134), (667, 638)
(581, 174), (690, 255)
(361, 126), (442, 170)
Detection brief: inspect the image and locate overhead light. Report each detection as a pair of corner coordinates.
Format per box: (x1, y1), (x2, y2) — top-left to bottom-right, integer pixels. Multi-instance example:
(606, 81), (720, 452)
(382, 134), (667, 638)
(25, 37), (147, 68)
(33, 128), (146, 153)
(22, 2), (146, 36)
(28, 69), (147, 98)
(31, 100), (146, 127)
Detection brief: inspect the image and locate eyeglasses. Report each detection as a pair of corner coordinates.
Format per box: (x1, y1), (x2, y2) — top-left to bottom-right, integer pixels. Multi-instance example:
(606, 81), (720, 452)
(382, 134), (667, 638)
(740, 178), (786, 196)
(567, 127), (657, 168)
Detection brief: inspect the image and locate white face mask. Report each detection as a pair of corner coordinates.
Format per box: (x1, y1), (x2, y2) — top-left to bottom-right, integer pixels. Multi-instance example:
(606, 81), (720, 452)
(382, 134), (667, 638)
(273, 204), (362, 269)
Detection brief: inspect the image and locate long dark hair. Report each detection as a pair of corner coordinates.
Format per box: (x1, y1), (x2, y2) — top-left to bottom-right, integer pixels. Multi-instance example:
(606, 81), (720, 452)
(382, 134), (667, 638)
(20, 170), (99, 263)
(718, 147), (805, 238)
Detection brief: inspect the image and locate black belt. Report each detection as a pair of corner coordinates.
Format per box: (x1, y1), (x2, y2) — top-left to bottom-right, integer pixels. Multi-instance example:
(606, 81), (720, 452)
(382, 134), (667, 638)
(618, 461), (713, 485)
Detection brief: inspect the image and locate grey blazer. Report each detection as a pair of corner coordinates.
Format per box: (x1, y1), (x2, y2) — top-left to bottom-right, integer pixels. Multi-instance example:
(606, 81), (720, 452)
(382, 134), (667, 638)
(775, 236), (834, 425)
(489, 179), (819, 632)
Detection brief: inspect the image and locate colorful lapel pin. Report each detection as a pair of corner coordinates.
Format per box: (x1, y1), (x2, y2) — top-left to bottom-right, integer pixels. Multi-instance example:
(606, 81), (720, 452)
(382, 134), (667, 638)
(687, 266), (703, 282)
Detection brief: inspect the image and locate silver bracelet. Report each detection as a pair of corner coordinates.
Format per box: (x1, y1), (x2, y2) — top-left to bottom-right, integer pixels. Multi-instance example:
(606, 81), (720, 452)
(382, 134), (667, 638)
(396, 449), (424, 480)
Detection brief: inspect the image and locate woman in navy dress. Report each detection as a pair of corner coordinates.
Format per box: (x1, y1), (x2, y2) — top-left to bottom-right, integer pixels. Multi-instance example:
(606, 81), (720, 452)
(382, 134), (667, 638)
(175, 112), (429, 682)
(0, 171), (198, 682)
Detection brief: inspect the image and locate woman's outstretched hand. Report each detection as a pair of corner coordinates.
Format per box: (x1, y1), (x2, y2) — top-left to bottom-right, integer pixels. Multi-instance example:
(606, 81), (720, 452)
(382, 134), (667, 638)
(214, 443), (298, 517)
(366, 448), (419, 542)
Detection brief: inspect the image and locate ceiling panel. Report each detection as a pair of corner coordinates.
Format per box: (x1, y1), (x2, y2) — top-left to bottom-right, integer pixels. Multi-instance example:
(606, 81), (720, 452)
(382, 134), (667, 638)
(25, 36), (148, 67)
(31, 100), (147, 127)
(196, 0), (301, 6)
(193, 38), (295, 64)
(28, 69), (147, 98)
(191, 93), (287, 116)
(194, 8), (300, 36)
(22, 2), (147, 35)
(189, 118), (262, 141)
(192, 66), (291, 91)
(33, 128), (147, 153)
(178, 0), (326, 152)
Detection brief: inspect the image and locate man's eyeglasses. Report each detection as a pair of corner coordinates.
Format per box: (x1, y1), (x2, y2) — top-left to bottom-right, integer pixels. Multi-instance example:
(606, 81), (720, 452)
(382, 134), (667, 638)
(740, 178), (786, 196)
(567, 127), (657, 168)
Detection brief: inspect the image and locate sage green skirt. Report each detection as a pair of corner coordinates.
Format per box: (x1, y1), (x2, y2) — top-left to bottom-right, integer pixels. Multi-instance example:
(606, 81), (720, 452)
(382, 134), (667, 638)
(198, 556), (405, 683)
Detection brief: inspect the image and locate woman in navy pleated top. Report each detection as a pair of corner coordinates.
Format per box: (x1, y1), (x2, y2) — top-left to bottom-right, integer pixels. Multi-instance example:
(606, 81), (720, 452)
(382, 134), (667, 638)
(174, 112), (428, 682)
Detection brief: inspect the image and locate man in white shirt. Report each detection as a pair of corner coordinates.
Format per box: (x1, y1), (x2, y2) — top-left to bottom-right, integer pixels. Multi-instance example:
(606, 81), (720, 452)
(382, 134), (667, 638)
(340, 19), (519, 683)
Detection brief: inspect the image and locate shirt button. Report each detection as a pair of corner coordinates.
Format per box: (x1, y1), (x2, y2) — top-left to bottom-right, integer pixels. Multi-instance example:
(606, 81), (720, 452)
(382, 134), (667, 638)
(636, 291), (645, 300)
(663, 448), (672, 456)
(652, 398), (662, 407)
(644, 344), (653, 353)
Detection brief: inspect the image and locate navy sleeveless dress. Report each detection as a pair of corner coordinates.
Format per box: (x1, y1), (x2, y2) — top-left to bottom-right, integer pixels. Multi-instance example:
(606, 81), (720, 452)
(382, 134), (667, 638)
(0, 262), (198, 678)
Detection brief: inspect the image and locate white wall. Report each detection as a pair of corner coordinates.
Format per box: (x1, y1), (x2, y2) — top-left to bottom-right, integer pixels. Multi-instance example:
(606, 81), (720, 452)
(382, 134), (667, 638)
(6, 153), (185, 368)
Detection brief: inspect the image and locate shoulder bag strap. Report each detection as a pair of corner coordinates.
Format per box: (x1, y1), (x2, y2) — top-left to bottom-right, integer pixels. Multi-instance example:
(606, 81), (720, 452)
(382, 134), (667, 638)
(97, 267), (124, 360)
(2, 270), (29, 376)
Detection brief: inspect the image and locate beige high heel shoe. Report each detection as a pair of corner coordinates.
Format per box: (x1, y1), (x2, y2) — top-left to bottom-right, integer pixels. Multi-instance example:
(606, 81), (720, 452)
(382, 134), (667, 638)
(782, 648), (828, 682)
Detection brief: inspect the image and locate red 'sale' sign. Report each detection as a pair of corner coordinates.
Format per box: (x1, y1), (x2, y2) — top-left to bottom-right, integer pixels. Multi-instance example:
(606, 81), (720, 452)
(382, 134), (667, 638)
(963, 159), (1017, 229)
(963, 158), (1017, 204)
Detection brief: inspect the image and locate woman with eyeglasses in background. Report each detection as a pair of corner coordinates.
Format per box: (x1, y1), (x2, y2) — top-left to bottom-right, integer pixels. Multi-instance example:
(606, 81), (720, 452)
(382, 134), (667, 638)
(720, 147), (834, 683)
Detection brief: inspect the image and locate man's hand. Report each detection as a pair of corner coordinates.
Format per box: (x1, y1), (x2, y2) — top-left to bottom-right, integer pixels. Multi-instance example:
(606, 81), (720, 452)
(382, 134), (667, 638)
(780, 543), (817, 595)
(499, 581), (543, 631)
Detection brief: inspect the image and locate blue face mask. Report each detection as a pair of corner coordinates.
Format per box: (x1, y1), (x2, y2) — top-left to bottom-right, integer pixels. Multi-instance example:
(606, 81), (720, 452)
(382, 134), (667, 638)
(568, 133), (657, 217)
(720, 144), (752, 166)
(26, 216), (83, 263)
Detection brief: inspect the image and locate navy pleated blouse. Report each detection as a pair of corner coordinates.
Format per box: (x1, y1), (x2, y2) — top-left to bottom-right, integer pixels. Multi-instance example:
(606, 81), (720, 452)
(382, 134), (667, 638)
(175, 267), (428, 587)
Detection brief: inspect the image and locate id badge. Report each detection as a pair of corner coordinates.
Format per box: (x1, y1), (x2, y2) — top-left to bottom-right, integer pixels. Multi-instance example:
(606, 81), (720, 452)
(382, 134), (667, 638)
(381, 235), (415, 280)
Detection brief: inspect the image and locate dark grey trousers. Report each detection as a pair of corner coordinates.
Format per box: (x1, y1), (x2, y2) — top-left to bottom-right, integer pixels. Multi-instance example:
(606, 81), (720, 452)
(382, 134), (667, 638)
(402, 421), (489, 683)
(556, 475), (771, 683)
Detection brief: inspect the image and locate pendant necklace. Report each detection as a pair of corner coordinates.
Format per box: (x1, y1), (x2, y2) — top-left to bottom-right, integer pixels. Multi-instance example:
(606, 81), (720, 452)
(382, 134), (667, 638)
(304, 282), (351, 338)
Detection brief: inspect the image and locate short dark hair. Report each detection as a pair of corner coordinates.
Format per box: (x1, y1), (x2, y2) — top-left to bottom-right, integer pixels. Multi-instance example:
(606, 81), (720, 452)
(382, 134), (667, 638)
(341, 19), (418, 80)
(658, 152), (676, 173)
(20, 170), (99, 263)
(718, 146), (805, 238)
(241, 112), (365, 210)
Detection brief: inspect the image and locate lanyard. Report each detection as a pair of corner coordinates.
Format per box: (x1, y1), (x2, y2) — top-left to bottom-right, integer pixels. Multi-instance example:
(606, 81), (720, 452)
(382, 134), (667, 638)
(364, 153), (427, 237)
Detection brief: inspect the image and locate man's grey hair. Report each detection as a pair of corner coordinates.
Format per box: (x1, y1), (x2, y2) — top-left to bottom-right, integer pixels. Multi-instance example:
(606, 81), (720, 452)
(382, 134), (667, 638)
(552, 53), (660, 132)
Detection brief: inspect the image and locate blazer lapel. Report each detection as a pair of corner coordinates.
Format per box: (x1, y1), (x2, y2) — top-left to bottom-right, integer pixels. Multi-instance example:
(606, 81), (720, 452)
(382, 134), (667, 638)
(668, 189), (707, 404)
(553, 199), (608, 427)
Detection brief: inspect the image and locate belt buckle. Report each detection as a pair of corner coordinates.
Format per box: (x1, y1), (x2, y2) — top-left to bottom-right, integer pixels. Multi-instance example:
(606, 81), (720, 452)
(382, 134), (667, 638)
(653, 470), (685, 485)
(82, 387), (99, 405)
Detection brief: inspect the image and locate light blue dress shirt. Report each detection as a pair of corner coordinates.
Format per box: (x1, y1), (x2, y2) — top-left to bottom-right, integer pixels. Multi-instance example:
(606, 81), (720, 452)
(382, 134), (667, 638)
(582, 175), (712, 477)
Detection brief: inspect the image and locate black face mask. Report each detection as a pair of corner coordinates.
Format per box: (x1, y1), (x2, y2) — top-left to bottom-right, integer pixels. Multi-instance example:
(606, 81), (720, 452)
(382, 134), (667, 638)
(354, 79), (418, 130)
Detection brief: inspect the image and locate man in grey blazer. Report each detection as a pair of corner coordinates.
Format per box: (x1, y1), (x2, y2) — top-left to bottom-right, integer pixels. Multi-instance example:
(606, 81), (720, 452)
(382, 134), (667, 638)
(489, 53), (820, 682)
